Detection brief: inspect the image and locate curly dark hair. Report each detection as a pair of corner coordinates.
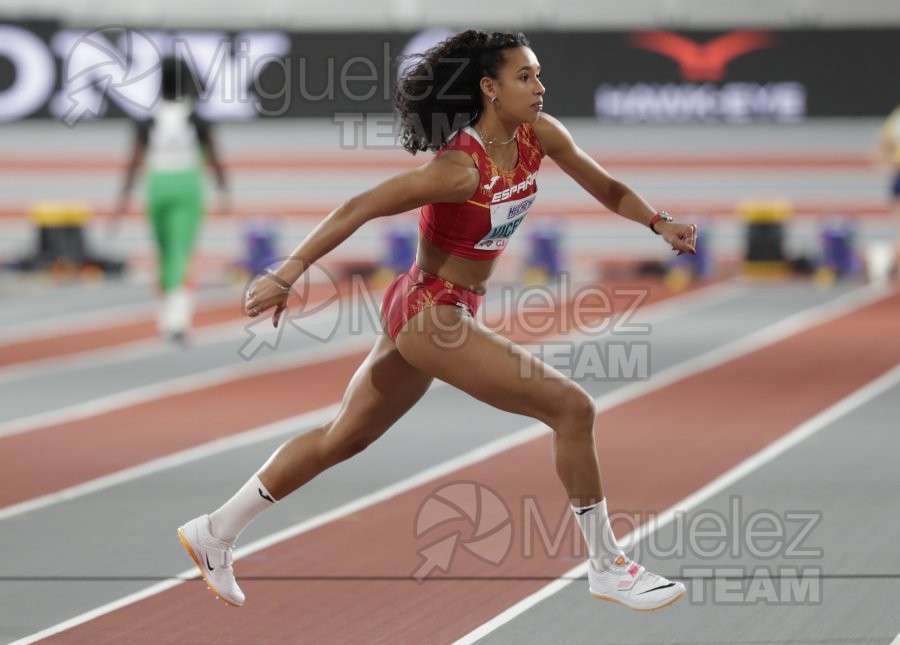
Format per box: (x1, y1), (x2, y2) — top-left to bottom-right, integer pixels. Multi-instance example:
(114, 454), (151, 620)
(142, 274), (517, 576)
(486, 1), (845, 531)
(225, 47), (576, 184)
(394, 30), (530, 154)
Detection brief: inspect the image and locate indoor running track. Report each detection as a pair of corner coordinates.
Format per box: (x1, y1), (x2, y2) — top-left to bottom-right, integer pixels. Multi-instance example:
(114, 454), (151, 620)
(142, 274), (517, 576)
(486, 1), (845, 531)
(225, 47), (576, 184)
(1, 276), (899, 645)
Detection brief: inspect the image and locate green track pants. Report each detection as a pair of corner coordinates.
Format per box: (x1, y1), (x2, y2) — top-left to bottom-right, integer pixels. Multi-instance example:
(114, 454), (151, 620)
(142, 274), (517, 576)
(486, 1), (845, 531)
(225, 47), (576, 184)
(146, 169), (204, 291)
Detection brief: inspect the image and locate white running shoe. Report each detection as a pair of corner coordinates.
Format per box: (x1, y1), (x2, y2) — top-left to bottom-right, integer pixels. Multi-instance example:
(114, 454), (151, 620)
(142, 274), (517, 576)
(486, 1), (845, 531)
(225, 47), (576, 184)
(158, 287), (193, 341)
(589, 555), (685, 611)
(177, 514), (245, 607)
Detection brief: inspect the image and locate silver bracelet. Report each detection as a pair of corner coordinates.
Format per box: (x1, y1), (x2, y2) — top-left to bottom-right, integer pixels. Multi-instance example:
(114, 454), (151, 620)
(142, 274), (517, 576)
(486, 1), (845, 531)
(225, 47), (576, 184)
(264, 269), (293, 293)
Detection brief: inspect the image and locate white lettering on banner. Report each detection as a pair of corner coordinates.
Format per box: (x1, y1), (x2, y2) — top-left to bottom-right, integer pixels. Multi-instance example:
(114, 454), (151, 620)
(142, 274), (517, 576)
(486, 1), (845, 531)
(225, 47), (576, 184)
(0, 26), (57, 122)
(0, 25), (820, 124)
(595, 82), (807, 122)
(174, 31), (290, 120)
(50, 28), (165, 124)
(398, 28), (456, 82)
(40, 28), (289, 124)
(474, 193), (537, 251)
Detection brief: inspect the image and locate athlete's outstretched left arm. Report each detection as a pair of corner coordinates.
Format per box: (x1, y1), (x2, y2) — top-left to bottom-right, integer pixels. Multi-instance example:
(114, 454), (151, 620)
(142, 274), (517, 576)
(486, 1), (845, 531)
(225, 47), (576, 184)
(533, 113), (696, 254)
(245, 151), (479, 325)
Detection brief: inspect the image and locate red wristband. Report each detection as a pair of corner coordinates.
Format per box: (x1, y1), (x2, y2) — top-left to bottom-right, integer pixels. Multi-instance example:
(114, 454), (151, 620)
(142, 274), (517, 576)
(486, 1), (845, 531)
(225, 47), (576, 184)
(649, 211), (672, 234)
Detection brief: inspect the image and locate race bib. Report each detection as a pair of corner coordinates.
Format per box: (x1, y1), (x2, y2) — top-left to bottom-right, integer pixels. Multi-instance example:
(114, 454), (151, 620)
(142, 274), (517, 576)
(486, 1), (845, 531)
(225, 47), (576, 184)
(473, 194), (536, 251)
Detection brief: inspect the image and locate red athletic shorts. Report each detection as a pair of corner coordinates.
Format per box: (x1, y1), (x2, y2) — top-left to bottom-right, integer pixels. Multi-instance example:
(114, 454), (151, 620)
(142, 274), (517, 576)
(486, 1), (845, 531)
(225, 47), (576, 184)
(381, 264), (484, 341)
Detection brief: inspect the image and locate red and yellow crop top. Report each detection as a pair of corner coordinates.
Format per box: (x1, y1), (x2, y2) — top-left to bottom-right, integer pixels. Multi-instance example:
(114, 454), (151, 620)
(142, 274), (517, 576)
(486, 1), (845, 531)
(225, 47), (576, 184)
(419, 122), (544, 260)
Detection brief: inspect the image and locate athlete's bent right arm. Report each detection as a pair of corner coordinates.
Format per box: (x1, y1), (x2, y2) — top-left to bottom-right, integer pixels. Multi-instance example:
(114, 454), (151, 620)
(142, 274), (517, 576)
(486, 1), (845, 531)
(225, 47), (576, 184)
(245, 152), (478, 325)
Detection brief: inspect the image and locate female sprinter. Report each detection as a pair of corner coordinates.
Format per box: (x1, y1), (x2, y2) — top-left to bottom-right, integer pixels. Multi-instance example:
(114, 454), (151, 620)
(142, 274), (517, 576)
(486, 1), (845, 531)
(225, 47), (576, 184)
(178, 30), (697, 611)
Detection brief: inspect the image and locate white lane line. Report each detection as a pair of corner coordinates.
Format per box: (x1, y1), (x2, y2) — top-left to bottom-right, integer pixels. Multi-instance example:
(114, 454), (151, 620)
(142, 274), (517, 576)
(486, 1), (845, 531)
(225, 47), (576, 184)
(0, 284), (391, 436)
(455, 361), (900, 645)
(0, 282), (743, 520)
(0, 405), (336, 523)
(0, 280), (741, 517)
(0, 279), (880, 523)
(0, 273), (341, 346)
(5, 407), (567, 645)
(0, 278), (733, 384)
(8, 577), (188, 645)
(891, 631), (900, 645)
(589, 279), (744, 328)
(9, 283), (891, 643)
(0, 319), (243, 386)
(0, 279), (735, 437)
(0, 334), (373, 440)
(0, 287), (377, 385)
(0, 302), (156, 343)
(0, 303), (352, 386)
(0, 287), (238, 344)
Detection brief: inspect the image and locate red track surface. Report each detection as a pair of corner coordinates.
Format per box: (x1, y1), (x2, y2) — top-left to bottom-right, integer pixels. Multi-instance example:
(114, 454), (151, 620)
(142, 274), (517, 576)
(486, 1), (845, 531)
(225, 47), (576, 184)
(0, 280), (348, 369)
(0, 279), (694, 507)
(0, 201), (888, 220)
(0, 153), (874, 173)
(25, 289), (899, 644)
(202, 202), (886, 218)
(0, 153), (887, 218)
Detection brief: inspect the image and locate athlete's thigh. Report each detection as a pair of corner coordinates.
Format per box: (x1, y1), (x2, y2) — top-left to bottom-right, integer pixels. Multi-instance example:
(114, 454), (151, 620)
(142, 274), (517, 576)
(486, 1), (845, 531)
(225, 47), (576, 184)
(394, 305), (578, 426)
(325, 332), (434, 447)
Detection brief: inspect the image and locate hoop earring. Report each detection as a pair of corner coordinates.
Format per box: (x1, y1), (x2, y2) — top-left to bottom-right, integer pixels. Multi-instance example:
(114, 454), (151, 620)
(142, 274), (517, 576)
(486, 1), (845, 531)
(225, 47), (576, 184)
(490, 96), (497, 104)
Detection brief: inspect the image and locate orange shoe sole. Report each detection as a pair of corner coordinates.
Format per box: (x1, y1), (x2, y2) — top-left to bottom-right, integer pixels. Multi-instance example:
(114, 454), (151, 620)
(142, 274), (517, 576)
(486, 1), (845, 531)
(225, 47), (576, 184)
(177, 528), (242, 608)
(591, 588), (686, 612)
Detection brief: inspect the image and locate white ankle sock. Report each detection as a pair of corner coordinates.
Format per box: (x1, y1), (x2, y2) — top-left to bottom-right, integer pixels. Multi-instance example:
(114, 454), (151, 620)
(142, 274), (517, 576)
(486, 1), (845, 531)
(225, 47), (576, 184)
(572, 499), (625, 573)
(209, 474), (277, 544)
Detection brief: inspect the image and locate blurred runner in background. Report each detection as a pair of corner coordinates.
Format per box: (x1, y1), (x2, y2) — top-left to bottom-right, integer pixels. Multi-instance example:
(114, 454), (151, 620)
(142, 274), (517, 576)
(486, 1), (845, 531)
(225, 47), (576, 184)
(116, 58), (230, 343)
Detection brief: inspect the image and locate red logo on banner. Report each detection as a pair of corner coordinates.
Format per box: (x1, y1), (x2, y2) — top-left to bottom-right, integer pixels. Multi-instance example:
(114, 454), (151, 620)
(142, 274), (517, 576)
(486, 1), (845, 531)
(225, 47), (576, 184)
(630, 31), (775, 82)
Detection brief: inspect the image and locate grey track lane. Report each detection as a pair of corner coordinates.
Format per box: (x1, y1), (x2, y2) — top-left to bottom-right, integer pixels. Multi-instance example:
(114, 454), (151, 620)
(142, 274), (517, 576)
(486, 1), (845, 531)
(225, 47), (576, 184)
(0, 278), (390, 423)
(0, 280), (238, 338)
(0, 282), (858, 424)
(0, 279), (157, 330)
(0, 282), (870, 642)
(476, 381), (900, 645)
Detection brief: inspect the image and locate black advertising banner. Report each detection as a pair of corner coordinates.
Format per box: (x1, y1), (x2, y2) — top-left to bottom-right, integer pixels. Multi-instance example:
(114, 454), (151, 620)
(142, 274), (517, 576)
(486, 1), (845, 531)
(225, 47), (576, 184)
(528, 30), (900, 122)
(0, 20), (62, 121)
(1, 22), (899, 123)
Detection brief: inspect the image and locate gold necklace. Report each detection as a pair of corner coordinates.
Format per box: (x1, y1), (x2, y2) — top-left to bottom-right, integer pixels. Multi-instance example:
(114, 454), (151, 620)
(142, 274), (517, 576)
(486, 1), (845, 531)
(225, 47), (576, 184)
(477, 127), (516, 146)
